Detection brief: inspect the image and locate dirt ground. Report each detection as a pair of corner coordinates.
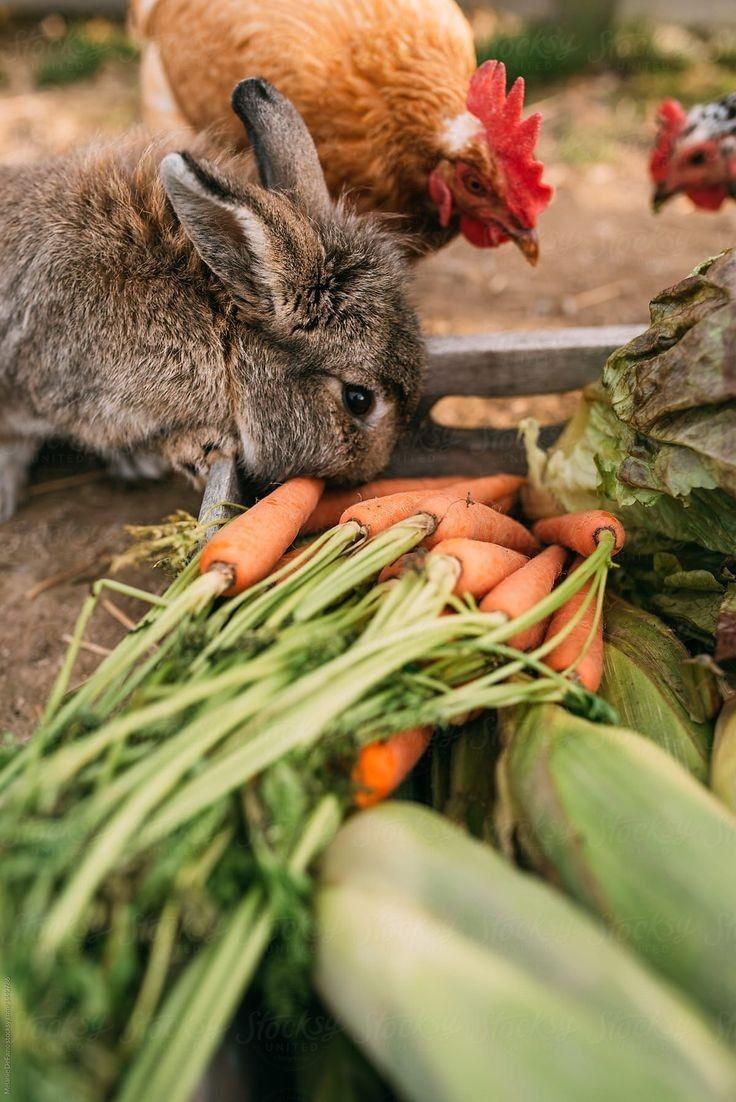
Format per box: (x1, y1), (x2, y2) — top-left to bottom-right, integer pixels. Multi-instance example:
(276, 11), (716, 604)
(1, 19), (735, 736)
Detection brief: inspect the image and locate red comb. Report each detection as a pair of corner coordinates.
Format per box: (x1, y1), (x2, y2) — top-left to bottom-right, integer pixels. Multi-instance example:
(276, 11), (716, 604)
(650, 98), (687, 183)
(467, 60), (552, 228)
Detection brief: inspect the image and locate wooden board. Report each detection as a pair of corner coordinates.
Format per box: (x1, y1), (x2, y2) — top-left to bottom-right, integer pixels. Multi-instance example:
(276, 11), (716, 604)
(423, 325), (642, 401)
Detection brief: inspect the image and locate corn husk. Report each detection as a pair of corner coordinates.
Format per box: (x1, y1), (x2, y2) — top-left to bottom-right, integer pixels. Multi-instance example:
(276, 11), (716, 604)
(315, 804), (736, 1102)
(600, 595), (717, 779)
(500, 703), (736, 1036)
(712, 697), (736, 812)
(430, 711), (499, 842)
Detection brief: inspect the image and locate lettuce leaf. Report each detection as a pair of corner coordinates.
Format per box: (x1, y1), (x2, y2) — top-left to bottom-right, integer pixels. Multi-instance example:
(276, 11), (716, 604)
(524, 250), (736, 656)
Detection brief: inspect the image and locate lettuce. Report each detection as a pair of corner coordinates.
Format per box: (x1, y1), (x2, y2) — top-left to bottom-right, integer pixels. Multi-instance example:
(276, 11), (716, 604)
(524, 250), (736, 657)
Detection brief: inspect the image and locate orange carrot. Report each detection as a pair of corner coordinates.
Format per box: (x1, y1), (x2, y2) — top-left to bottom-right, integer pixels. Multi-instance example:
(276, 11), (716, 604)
(200, 477), (324, 596)
(446, 474), (525, 508)
(338, 491), (426, 536)
(271, 538), (318, 578)
(424, 499), (541, 555)
(543, 557), (604, 691)
(378, 549), (427, 583)
(491, 492), (518, 516)
(341, 489), (461, 539)
(303, 476), (460, 534)
(429, 539), (528, 598)
(479, 545), (567, 650)
(533, 510), (625, 557)
(305, 473), (524, 534)
(352, 727), (432, 808)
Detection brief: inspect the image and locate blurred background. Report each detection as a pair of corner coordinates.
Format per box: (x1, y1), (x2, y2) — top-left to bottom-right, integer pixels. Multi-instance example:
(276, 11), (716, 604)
(1, 0), (735, 734)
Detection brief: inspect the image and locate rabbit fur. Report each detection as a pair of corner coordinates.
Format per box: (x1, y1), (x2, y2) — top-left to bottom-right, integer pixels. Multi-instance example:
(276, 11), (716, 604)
(0, 79), (425, 521)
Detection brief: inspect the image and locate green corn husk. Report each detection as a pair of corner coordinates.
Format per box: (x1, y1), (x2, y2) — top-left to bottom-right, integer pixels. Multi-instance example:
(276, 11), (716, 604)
(712, 697), (736, 812)
(314, 803), (736, 1102)
(430, 712), (499, 842)
(499, 703), (736, 1037)
(599, 595), (718, 779)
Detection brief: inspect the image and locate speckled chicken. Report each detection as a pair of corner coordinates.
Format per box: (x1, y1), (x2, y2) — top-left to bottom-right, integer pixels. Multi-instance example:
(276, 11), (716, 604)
(650, 94), (736, 211)
(131, 0), (552, 260)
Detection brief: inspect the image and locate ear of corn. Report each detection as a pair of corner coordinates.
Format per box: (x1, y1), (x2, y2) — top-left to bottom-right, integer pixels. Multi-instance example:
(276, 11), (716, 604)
(315, 803), (736, 1102)
(431, 712), (499, 842)
(599, 596), (716, 779)
(712, 697), (736, 812)
(500, 703), (736, 1036)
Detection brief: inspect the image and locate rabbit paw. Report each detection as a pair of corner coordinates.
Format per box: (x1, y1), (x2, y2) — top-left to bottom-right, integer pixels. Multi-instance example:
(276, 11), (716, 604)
(108, 449), (169, 483)
(0, 439), (37, 522)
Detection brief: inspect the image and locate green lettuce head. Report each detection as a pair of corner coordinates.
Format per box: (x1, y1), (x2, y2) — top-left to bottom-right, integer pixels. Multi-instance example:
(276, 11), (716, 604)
(523, 250), (736, 656)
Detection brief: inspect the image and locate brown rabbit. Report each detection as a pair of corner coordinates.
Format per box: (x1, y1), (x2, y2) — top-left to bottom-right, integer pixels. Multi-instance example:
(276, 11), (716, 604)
(0, 79), (425, 521)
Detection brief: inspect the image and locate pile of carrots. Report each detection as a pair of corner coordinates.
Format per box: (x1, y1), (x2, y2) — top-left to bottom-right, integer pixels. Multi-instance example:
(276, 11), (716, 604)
(201, 473), (625, 807)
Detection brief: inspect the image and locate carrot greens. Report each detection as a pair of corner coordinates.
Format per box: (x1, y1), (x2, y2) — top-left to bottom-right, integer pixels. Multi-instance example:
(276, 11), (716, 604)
(1, 490), (618, 1102)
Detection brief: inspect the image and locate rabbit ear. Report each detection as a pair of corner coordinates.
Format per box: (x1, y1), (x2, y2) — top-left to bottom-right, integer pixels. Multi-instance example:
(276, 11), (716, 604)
(231, 78), (331, 218)
(161, 151), (287, 317)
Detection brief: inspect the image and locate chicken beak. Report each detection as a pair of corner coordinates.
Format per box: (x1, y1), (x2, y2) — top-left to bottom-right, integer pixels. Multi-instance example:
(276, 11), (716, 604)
(514, 228), (539, 266)
(652, 183), (674, 213)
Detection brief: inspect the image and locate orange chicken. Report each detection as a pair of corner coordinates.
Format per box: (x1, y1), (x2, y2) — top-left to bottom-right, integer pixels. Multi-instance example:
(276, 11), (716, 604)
(132, 0), (552, 259)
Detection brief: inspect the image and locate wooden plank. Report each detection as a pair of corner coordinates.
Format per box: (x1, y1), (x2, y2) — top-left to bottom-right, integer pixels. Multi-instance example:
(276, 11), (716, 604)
(9, 0), (125, 11)
(424, 324), (644, 400)
(386, 423), (564, 479)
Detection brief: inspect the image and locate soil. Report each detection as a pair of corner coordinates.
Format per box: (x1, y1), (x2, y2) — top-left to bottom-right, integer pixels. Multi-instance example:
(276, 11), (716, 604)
(1, 22), (735, 736)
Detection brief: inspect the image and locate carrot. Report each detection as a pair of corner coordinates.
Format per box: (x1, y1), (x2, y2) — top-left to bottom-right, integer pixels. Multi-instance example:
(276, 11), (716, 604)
(446, 474), (525, 508)
(271, 538), (318, 577)
(429, 539), (528, 599)
(306, 473), (524, 534)
(479, 545), (567, 650)
(352, 727), (432, 808)
(532, 510), (625, 557)
(378, 549), (427, 583)
(303, 476), (460, 534)
(339, 490), (427, 536)
(491, 492), (518, 516)
(200, 477), (324, 596)
(543, 558), (604, 691)
(341, 489), (461, 539)
(424, 498), (541, 555)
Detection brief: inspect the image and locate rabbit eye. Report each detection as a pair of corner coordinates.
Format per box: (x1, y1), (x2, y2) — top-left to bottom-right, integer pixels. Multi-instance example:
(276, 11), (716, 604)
(342, 384), (375, 419)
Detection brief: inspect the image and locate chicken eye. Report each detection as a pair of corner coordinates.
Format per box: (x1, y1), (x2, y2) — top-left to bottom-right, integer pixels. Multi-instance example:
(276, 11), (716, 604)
(342, 384), (375, 419)
(688, 150), (708, 166)
(465, 175), (485, 195)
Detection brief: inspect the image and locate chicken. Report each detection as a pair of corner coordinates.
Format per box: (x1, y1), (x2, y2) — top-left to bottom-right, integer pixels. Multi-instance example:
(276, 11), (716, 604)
(650, 95), (736, 212)
(131, 0), (552, 261)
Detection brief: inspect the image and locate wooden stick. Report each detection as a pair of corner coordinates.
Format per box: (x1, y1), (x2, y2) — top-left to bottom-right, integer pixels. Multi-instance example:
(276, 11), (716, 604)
(101, 598), (137, 632)
(28, 470), (104, 497)
(24, 556), (109, 601)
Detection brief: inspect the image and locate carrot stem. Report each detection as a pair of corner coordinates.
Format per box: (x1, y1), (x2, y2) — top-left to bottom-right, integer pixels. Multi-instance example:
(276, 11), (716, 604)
(119, 795), (340, 1102)
(38, 571), (228, 745)
(190, 522), (363, 672)
(41, 580), (170, 725)
(292, 514), (435, 622)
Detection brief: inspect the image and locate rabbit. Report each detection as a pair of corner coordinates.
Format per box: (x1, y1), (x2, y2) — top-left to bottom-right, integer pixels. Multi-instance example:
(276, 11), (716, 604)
(0, 78), (425, 522)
